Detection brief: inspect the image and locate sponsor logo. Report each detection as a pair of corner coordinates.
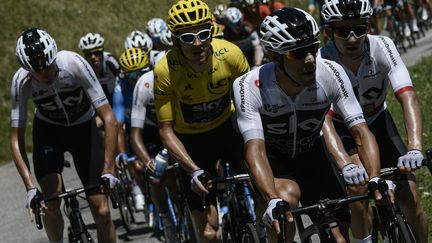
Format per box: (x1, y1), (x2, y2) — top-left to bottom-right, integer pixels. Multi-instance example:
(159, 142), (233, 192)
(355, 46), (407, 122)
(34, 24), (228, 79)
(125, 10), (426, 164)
(264, 104), (285, 113)
(254, 80), (260, 88)
(208, 77), (229, 94)
(324, 61), (349, 99)
(363, 70), (381, 79)
(379, 36), (397, 67)
(184, 83), (193, 91)
(238, 76), (246, 112)
(215, 47), (230, 57)
(362, 79), (385, 100)
(144, 82), (150, 89)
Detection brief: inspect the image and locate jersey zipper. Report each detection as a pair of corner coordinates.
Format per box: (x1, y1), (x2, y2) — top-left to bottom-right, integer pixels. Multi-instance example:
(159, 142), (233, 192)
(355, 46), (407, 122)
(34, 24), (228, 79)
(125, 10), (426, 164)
(53, 87), (70, 125)
(291, 105), (297, 158)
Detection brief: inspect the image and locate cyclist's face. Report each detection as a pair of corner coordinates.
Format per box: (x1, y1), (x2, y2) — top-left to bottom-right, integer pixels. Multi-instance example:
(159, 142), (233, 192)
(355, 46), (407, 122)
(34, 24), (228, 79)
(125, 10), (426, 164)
(281, 43), (319, 86)
(32, 63), (57, 85)
(332, 19), (368, 57)
(176, 24), (212, 65)
(83, 50), (103, 75)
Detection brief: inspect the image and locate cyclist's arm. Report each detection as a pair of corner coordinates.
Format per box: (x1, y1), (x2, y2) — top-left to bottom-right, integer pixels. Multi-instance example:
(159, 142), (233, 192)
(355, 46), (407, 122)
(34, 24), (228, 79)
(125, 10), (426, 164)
(397, 90), (422, 150)
(96, 103), (118, 174)
(131, 127), (152, 164)
(159, 121), (198, 174)
(112, 84), (127, 153)
(10, 127), (36, 190)
(245, 138), (278, 201)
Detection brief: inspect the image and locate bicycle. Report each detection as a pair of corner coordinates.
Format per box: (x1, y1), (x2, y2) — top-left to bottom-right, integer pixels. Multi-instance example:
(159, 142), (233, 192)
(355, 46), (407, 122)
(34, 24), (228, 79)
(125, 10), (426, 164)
(199, 165), (260, 243)
(31, 177), (119, 243)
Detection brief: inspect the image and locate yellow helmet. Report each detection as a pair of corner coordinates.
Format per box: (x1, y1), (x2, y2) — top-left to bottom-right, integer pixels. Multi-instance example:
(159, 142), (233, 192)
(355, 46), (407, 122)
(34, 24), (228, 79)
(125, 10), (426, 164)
(212, 22), (224, 39)
(167, 0), (213, 32)
(119, 48), (149, 73)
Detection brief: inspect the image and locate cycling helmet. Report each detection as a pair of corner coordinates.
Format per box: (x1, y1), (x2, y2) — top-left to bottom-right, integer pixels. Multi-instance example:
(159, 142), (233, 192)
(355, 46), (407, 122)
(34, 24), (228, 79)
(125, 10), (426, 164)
(321, 0), (373, 23)
(160, 29), (173, 46)
(78, 33), (104, 52)
(213, 4), (228, 20)
(260, 8), (320, 54)
(212, 22), (224, 38)
(119, 48), (150, 73)
(167, 0), (213, 32)
(147, 18), (168, 38)
(16, 28), (58, 72)
(124, 31), (153, 52)
(225, 7), (243, 25)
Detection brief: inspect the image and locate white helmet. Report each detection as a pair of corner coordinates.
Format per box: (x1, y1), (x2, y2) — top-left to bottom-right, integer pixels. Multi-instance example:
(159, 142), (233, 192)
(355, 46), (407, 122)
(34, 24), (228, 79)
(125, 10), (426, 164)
(16, 28), (58, 72)
(213, 4), (228, 20)
(260, 8), (320, 54)
(321, 0), (373, 23)
(146, 18), (168, 38)
(78, 33), (104, 51)
(160, 29), (173, 46)
(124, 31), (153, 52)
(225, 7), (243, 25)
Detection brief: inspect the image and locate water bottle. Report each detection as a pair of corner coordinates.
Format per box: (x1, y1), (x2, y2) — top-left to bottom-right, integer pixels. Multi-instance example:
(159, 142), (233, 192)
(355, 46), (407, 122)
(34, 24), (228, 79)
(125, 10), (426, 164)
(149, 148), (169, 183)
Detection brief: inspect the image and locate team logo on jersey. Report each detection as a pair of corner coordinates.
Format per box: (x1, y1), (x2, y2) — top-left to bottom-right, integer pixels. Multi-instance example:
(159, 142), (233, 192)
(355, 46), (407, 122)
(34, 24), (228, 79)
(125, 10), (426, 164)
(254, 80), (260, 88)
(379, 36), (397, 67)
(208, 77), (229, 94)
(145, 82), (150, 89)
(264, 104), (285, 113)
(362, 80), (385, 100)
(214, 47), (230, 57)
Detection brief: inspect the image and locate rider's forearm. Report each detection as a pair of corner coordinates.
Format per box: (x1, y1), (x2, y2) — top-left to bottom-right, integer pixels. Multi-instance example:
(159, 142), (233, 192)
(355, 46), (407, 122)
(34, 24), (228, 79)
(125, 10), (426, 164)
(159, 124), (198, 175)
(398, 91), (423, 150)
(98, 105), (119, 174)
(130, 127), (152, 163)
(117, 123), (127, 153)
(322, 115), (352, 170)
(10, 128), (35, 190)
(350, 124), (380, 178)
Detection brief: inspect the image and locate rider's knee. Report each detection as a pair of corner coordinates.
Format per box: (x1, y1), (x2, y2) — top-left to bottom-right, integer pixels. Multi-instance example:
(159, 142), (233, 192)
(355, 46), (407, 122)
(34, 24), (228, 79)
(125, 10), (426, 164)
(94, 204), (111, 219)
(203, 225), (218, 241)
(45, 200), (61, 213)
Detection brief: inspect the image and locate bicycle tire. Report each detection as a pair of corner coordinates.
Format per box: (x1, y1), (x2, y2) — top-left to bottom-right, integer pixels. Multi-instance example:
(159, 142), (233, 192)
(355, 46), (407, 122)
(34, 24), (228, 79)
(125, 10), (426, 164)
(118, 191), (133, 232)
(388, 214), (416, 243)
(183, 205), (199, 243)
(240, 223), (260, 243)
(221, 213), (233, 243)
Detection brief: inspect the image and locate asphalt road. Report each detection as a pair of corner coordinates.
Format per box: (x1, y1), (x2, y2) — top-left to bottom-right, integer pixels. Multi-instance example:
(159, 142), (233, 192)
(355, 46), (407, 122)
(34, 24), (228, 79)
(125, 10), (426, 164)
(2, 30), (432, 243)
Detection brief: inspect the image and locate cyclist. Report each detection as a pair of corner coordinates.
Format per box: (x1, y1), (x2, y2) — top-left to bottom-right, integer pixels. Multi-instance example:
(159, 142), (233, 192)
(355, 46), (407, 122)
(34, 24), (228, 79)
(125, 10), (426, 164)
(128, 48), (180, 243)
(319, 0), (427, 242)
(233, 8), (388, 242)
(213, 3), (228, 25)
(212, 22), (225, 39)
(223, 7), (264, 67)
(146, 18), (173, 67)
(78, 32), (120, 105)
(124, 30), (153, 54)
(154, 0), (250, 241)
(113, 48), (150, 212)
(11, 28), (119, 243)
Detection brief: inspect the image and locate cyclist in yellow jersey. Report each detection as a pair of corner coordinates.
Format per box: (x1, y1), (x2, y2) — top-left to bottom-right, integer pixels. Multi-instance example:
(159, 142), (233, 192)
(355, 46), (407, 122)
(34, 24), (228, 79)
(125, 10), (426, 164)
(154, 0), (249, 242)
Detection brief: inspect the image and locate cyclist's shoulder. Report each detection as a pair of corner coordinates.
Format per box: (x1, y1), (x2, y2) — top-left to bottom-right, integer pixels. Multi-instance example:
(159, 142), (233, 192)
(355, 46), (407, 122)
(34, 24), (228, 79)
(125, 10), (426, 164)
(11, 68), (31, 86)
(212, 38), (244, 60)
(136, 71), (154, 89)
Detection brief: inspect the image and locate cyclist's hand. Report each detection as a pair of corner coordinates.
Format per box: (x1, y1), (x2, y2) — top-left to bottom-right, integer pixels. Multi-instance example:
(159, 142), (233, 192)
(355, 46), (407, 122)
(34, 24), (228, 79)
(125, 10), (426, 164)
(397, 149), (423, 172)
(101, 173), (120, 189)
(26, 188), (47, 221)
(190, 169), (208, 195)
(145, 159), (156, 173)
(368, 177), (396, 203)
(342, 163), (369, 185)
(115, 152), (128, 168)
(263, 198), (292, 234)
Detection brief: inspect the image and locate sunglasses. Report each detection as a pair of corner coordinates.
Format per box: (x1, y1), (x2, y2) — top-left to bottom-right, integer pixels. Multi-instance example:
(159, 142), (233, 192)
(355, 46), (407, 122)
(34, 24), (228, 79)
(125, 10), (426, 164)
(174, 29), (212, 44)
(125, 70), (146, 80)
(333, 25), (368, 40)
(285, 42), (320, 60)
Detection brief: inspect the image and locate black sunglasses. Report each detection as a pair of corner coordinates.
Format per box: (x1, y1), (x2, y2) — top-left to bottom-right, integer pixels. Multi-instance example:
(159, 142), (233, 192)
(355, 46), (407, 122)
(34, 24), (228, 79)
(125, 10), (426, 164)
(333, 25), (368, 40)
(286, 42), (320, 60)
(174, 29), (212, 44)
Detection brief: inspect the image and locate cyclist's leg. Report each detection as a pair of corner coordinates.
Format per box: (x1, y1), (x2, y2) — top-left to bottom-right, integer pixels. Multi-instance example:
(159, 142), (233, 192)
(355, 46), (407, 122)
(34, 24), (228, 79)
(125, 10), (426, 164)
(33, 117), (66, 242)
(370, 110), (427, 243)
(71, 117), (116, 243)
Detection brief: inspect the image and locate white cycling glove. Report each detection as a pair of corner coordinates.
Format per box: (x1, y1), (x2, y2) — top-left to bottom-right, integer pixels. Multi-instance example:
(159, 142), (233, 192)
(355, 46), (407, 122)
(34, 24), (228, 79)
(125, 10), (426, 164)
(101, 173), (120, 189)
(26, 188), (37, 209)
(263, 198), (283, 228)
(369, 177), (396, 191)
(190, 169), (205, 195)
(397, 149), (423, 170)
(342, 163), (369, 185)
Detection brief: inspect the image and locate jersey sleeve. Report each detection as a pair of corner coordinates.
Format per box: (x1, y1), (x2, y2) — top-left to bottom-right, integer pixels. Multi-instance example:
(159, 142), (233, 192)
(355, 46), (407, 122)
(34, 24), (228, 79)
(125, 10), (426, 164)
(232, 71), (264, 142)
(131, 72), (154, 128)
(105, 52), (121, 77)
(154, 58), (173, 123)
(376, 36), (413, 97)
(68, 52), (109, 109)
(227, 43), (250, 78)
(322, 60), (366, 128)
(112, 83), (125, 123)
(10, 70), (31, 128)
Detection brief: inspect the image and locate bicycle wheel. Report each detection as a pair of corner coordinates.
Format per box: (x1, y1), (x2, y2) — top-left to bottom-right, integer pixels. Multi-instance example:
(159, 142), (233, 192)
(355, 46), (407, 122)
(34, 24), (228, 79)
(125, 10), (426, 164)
(118, 190), (134, 232)
(240, 223), (260, 243)
(221, 213), (234, 243)
(183, 205), (199, 243)
(388, 214), (416, 243)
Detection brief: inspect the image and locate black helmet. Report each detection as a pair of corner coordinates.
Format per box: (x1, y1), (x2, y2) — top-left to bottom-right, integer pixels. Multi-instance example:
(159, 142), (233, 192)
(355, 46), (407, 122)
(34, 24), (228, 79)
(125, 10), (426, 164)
(321, 0), (373, 23)
(260, 8), (320, 54)
(16, 28), (58, 72)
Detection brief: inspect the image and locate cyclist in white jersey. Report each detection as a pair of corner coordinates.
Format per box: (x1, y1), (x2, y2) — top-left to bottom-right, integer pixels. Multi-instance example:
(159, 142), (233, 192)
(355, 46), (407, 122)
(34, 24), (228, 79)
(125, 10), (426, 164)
(233, 8), (391, 242)
(319, 0), (427, 242)
(78, 32), (120, 105)
(146, 18), (173, 67)
(11, 28), (119, 243)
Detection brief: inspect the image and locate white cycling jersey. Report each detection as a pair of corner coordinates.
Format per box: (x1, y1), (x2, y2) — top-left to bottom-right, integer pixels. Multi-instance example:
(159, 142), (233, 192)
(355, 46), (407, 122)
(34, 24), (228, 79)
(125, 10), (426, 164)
(150, 50), (166, 68)
(233, 59), (365, 157)
(11, 50), (108, 127)
(131, 70), (157, 128)
(318, 35), (413, 124)
(98, 51), (120, 95)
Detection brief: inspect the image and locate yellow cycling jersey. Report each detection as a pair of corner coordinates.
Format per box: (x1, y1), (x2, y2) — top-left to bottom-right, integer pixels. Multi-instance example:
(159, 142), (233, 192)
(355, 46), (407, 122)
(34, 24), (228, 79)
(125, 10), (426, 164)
(154, 38), (250, 134)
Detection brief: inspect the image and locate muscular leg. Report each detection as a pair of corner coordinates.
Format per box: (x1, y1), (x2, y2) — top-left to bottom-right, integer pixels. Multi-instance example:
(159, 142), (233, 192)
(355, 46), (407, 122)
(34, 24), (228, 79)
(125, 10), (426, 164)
(87, 194), (116, 243)
(39, 173), (64, 242)
(192, 205), (219, 243)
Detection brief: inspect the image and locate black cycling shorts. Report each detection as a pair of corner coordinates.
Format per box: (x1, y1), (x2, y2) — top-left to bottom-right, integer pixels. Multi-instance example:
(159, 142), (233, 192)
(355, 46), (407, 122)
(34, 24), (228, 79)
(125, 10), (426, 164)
(267, 138), (350, 223)
(176, 118), (244, 212)
(32, 116), (105, 195)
